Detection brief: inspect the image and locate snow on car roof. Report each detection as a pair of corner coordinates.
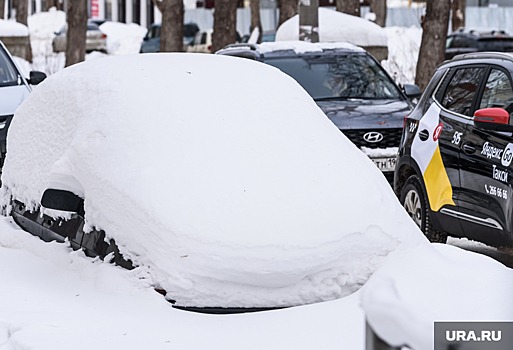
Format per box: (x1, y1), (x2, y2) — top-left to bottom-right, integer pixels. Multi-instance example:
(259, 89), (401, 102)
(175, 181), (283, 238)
(256, 41), (365, 54)
(276, 8), (388, 48)
(0, 53), (425, 308)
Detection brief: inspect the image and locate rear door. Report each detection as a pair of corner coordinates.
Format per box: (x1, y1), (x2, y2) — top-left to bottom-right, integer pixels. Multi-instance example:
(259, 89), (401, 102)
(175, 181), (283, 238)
(414, 65), (487, 236)
(458, 66), (513, 246)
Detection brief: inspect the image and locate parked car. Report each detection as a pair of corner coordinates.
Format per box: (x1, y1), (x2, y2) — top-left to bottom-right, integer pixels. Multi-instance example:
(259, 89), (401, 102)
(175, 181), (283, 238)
(0, 40), (45, 162)
(445, 28), (513, 60)
(140, 23), (200, 53)
(216, 42), (421, 182)
(2, 53), (422, 311)
(396, 51), (513, 247)
(186, 29), (213, 53)
(52, 20), (107, 53)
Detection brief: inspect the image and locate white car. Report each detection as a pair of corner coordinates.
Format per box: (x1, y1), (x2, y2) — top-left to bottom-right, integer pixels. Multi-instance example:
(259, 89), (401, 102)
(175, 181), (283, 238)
(0, 40), (45, 160)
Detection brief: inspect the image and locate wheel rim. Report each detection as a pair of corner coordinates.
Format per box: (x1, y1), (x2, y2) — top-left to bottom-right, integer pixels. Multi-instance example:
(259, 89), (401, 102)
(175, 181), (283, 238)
(403, 189), (423, 228)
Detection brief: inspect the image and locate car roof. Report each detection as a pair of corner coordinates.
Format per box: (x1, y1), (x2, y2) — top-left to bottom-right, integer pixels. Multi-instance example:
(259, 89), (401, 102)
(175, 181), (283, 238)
(216, 42), (366, 60)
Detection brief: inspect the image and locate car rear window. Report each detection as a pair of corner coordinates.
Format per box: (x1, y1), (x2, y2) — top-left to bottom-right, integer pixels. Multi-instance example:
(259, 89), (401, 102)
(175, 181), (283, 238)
(264, 53), (402, 100)
(0, 47), (20, 87)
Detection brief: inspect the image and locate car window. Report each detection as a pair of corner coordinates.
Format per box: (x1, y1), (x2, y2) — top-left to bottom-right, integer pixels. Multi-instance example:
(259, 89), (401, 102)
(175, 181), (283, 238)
(477, 38), (513, 51)
(479, 68), (513, 123)
(0, 47), (20, 87)
(441, 67), (485, 116)
(264, 54), (402, 100)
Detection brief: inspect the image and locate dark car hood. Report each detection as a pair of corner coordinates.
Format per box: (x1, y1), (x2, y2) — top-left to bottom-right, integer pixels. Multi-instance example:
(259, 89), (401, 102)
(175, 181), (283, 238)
(316, 99), (412, 130)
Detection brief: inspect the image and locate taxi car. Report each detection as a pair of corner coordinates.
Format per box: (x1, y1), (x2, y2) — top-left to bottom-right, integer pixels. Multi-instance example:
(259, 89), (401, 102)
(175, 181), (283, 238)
(396, 52), (513, 247)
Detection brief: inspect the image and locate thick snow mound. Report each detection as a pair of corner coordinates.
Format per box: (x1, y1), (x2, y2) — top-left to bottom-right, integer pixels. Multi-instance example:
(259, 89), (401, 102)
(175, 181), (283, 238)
(276, 8), (388, 47)
(0, 19), (29, 37)
(1, 53), (424, 307)
(99, 21), (147, 55)
(361, 244), (513, 349)
(256, 41), (365, 54)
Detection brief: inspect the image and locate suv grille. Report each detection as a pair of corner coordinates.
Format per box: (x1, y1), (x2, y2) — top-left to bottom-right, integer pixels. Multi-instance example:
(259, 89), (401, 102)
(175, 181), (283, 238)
(342, 128), (402, 149)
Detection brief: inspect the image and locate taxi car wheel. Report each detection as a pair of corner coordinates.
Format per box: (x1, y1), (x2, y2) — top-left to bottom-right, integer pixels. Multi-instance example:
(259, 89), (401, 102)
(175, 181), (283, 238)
(400, 175), (447, 243)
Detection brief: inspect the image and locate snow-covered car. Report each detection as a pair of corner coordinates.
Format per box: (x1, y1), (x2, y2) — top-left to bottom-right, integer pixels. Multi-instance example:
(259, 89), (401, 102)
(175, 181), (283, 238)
(0, 40), (45, 161)
(1, 53), (424, 311)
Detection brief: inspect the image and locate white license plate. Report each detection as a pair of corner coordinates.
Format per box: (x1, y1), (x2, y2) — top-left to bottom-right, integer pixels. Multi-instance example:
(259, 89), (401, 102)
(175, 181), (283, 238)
(371, 157), (396, 172)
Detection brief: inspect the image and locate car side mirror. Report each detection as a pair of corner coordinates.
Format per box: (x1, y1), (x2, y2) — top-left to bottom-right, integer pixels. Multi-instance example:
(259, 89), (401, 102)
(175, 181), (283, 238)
(474, 108), (513, 132)
(403, 84), (422, 98)
(28, 71), (47, 85)
(41, 189), (83, 213)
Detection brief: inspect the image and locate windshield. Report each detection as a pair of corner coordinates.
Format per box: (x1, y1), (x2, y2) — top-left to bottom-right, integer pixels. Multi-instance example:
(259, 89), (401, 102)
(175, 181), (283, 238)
(264, 53), (402, 100)
(0, 46), (20, 87)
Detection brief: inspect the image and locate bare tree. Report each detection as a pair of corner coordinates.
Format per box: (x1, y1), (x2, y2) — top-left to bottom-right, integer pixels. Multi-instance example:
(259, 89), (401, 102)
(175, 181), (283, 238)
(65, 0), (87, 67)
(415, 0), (450, 91)
(152, 0), (184, 52)
(278, 0), (297, 27)
(13, 0), (32, 62)
(212, 0), (238, 52)
(44, 0), (63, 11)
(336, 0), (360, 17)
(370, 0), (387, 27)
(451, 0), (465, 32)
(250, 0), (262, 42)
(0, 0), (5, 19)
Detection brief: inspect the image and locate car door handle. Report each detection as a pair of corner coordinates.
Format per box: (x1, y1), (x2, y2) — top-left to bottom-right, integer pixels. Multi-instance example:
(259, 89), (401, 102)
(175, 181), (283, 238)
(418, 129), (429, 141)
(462, 143), (476, 154)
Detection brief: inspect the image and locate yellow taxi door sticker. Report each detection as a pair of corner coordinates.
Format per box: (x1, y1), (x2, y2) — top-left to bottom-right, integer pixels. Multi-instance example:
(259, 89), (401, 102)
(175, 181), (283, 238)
(411, 103), (455, 212)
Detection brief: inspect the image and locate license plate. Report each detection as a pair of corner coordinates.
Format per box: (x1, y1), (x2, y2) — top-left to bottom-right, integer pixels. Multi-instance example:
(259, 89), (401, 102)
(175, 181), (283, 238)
(371, 157), (396, 172)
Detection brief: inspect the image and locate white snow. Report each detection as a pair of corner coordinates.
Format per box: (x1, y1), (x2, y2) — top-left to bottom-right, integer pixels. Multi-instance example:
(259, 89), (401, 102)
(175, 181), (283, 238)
(361, 146), (398, 158)
(275, 8), (388, 48)
(255, 40), (364, 54)
(361, 243), (513, 349)
(99, 21), (147, 55)
(0, 19), (29, 37)
(0, 52), (425, 308)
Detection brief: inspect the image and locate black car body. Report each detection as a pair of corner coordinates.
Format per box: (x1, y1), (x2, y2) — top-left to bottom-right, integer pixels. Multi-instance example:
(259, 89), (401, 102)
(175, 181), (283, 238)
(446, 28), (513, 60)
(216, 43), (420, 181)
(396, 51), (513, 247)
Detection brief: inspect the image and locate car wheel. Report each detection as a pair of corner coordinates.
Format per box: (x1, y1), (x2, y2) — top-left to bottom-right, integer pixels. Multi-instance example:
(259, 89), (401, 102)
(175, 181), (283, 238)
(400, 175), (447, 243)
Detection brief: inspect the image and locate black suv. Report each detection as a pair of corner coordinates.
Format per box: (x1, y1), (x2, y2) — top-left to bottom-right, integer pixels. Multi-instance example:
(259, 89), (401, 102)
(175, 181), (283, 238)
(216, 43), (421, 182)
(446, 28), (513, 60)
(396, 52), (513, 247)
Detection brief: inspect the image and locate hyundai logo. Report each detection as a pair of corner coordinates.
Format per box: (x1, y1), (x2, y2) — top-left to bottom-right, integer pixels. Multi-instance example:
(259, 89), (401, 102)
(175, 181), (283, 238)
(363, 131), (384, 143)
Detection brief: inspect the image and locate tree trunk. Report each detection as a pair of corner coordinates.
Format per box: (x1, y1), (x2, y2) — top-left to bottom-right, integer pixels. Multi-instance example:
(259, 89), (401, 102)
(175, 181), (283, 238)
(44, 0), (63, 11)
(212, 0), (238, 52)
(152, 0), (184, 52)
(370, 0), (387, 27)
(451, 0), (465, 32)
(250, 0), (262, 43)
(65, 0), (87, 67)
(0, 0), (5, 20)
(415, 0), (450, 91)
(13, 0), (32, 62)
(278, 0), (297, 26)
(336, 0), (360, 17)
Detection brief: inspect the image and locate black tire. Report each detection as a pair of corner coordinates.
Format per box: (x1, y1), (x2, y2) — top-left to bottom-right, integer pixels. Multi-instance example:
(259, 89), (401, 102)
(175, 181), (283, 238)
(400, 175), (447, 243)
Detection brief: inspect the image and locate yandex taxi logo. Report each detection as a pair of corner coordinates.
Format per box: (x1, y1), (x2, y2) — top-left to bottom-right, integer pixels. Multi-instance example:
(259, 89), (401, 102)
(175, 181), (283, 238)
(411, 104), (455, 212)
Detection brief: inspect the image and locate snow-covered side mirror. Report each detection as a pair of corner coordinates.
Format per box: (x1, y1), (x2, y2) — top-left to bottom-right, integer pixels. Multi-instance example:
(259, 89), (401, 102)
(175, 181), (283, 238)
(41, 189), (83, 213)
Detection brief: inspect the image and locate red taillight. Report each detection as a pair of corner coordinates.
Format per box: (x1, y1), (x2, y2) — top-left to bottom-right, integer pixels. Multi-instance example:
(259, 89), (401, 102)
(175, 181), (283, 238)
(101, 33), (107, 39)
(207, 45), (212, 52)
(403, 115), (409, 128)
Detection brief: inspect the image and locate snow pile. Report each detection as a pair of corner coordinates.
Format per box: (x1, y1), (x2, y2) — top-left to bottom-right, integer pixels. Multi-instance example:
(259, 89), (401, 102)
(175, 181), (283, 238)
(361, 243), (513, 349)
(0, 19), (29, 37)
(27, 8), (66, 74)
(1, 53), (425, 308)
(381, 26), (422, 86)
(99, 21), (147, 55)
(0, 214), (366, 349)
(276, 8), (387, 48)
